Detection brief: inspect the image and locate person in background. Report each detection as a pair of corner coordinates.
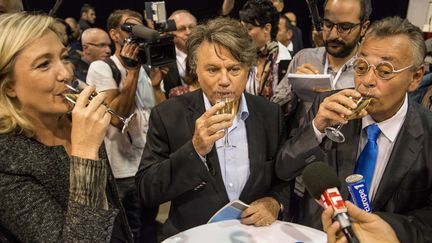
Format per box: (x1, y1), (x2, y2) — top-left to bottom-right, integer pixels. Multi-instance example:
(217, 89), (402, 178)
(270, 0), (284, 13)
(284, 11), (304, 54)
(72, 28), (111, 82)
(0, 12), (133, 242)
(136, 17), (289, 240)
(86, 9), (167, 243)
(65, 17), (81, 41)
(0, 0), (22, 14)
(410, 38), (432, 110)
(276, 14), (295, 82)
(53, 18), (73, 47)
(277, 15), (294, 56)
(53, 18), (82, 65)
(163, 10), (197, 98)
(276, 16), (432, 242)
(78, 3), (96, 31)
(65, 17), (82, 53)
(239, 0), (280, 99)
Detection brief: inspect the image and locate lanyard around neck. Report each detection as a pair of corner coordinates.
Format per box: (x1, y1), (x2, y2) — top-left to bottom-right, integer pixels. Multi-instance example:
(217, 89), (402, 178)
(323, 56), (345, 90)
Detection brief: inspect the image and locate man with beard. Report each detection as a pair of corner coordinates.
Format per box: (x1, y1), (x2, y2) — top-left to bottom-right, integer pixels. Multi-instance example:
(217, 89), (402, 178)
(78, 4), (96, 31)
(271, 0), (371, 129)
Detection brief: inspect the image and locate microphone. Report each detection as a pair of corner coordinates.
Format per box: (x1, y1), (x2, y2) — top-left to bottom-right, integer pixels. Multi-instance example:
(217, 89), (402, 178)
(302, 162), (360, 243)
(346, 174), (372, 212)
(121, 23), (160, 42)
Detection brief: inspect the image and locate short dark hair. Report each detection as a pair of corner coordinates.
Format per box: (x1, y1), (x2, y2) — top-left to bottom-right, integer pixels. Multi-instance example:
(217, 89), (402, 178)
(107, 9), (143, 31)
(239, 0), (280, 40)
(324, 0), (372, 22)
(279, 14), (293, 31)
(364, 16), (426, 69)
(186, 18), (256, 83)
(80, 4), (95, 15)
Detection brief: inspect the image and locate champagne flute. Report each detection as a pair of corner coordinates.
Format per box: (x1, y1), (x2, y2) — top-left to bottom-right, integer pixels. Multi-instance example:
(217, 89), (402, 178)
(216, 92), (238, 148)
(63, 79), (137, 134)
(324, 94), (371, 143)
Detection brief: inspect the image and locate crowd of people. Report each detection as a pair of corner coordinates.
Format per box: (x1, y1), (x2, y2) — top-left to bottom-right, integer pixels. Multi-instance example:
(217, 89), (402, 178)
(0, 0), (431, 242)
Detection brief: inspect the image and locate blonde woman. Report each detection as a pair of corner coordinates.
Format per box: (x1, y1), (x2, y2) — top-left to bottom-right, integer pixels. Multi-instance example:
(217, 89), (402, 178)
(0, 13), (133, 242)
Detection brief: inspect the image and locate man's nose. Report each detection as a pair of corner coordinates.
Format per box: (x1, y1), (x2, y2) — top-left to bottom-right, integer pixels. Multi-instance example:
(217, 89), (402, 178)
(327, 25), (341, 39)
(185, 27), (191, 35)
(104, 46), (111, 54)
(218, 70), (230, 86)
(361, 67), (377, 89)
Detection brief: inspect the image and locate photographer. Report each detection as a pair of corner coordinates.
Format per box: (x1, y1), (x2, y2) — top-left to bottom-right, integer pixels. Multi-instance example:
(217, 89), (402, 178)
(86, 9), (167, 243)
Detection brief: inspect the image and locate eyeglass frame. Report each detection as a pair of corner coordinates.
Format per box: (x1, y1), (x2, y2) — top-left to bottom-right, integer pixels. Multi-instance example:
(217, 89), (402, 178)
(353, 57), (413, 80)
(176, 24), (196, 32)
(84, 43), (111, 49)
(321, 18), (363, 35)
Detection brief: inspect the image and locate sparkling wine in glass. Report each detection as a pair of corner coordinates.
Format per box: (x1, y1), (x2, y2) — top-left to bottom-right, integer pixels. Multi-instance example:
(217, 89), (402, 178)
(216, 92), (238, 148)
(63, 79), (136, 134)
(324, 96), (371, 143)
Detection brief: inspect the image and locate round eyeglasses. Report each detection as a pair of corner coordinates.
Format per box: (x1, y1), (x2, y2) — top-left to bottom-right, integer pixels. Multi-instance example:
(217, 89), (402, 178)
(86, 43), (111, 49)
(353, 57), (413, 80)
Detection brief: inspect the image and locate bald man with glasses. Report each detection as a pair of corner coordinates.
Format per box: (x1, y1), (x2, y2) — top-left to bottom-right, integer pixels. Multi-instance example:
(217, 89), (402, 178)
(276, 16), (432, 242)
(72, 28), (111, 82)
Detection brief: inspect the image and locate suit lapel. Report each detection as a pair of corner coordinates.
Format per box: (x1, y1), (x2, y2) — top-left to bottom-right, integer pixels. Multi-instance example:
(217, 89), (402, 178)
(336, 119), (362, 198)
(185, 90), (229, 202)
(185, 90), (204, 135)
(372, 103), (423, 210)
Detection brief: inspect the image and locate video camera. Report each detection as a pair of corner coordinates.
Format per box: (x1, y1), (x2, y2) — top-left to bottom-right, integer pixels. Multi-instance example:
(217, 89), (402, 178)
(121, 1), (177, 67)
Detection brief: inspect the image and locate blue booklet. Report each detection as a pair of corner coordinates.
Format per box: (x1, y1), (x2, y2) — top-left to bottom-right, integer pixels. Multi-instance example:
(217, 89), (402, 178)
(207, 200), (249, 224)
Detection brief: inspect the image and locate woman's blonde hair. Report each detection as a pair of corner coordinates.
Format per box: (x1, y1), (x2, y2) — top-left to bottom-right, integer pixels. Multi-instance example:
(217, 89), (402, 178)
(0, 13), (58, 137)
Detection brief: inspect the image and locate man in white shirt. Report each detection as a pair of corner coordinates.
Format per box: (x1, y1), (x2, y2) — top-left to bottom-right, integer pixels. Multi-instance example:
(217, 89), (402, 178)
(275, 16), (432, 242)
(86, 9), (166, 243)
(72, 28), (111, 82)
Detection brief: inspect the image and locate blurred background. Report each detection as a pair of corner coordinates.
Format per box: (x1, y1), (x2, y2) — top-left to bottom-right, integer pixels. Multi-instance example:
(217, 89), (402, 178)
(23, 0), (409, 48)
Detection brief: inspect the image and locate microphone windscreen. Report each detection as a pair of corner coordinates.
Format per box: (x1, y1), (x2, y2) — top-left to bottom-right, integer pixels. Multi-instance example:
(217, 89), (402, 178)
(131, 25), (160, 42)
(302, 162), (341, 199)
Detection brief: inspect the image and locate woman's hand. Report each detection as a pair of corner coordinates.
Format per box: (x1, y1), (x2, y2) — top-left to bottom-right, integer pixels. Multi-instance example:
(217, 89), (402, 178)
(70, 86), (111, 160)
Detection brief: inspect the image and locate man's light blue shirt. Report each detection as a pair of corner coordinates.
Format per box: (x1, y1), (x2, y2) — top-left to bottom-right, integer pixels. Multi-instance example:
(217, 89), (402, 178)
(203, 93), (250, 201)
